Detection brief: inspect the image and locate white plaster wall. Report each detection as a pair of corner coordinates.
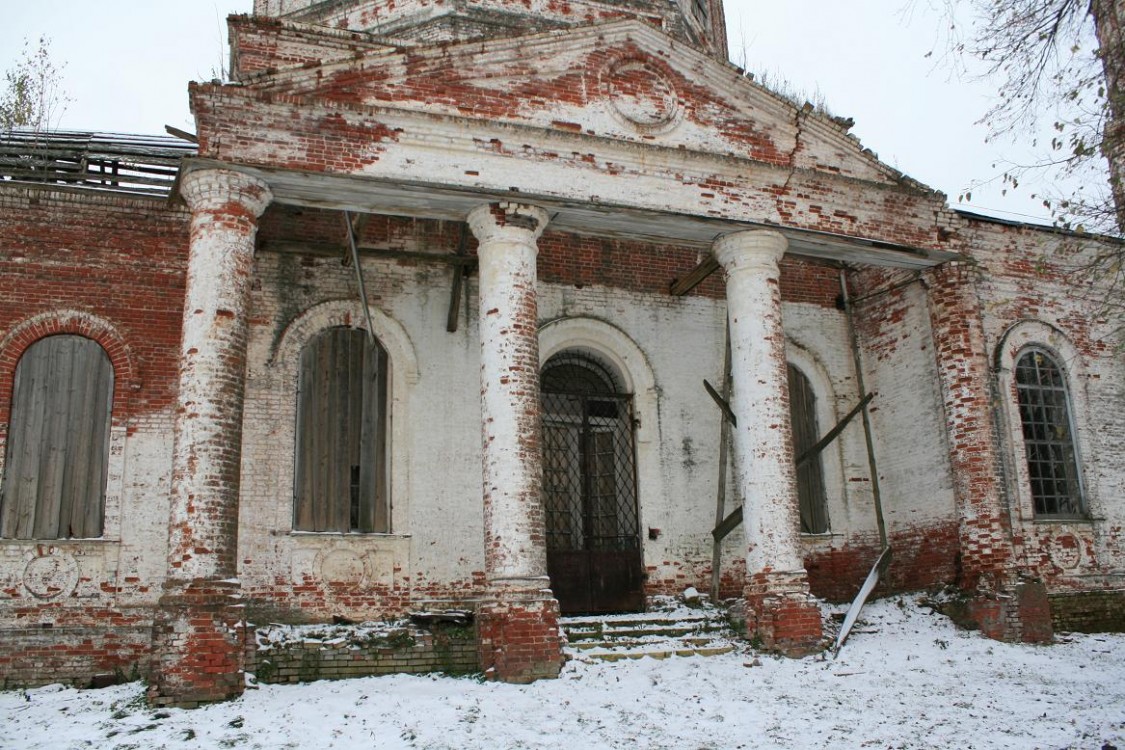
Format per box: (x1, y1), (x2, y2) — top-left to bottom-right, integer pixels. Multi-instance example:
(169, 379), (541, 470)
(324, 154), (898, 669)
(856, 283), (959, 533)
(783, 303), (877, 548)
(237, 246), (931, 610)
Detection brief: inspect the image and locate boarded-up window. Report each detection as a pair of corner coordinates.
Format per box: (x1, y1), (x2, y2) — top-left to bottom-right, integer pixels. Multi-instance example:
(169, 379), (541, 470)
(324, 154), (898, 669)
(1015, 348), (1085, 517)
(788, 364), (829, 534)
(294, 327), (389, 533)
(1, 335), (113, 539)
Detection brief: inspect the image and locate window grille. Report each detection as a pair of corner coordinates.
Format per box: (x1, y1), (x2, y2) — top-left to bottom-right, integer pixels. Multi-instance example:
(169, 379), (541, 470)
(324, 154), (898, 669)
(541, 352), (638, 554)
(0, 335), (113, 539)
(294, 327), (389, 532)
(1014, 348), (1085, 517)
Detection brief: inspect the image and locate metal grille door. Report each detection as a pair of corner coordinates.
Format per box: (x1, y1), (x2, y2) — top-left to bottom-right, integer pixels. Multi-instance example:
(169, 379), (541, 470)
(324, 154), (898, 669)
(542, 389), (643, 614)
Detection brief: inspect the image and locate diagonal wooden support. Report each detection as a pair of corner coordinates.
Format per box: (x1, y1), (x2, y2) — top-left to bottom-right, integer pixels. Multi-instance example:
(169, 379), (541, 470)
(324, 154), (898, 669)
(446, 223), (473, 332)
(703, 378), (737, 427)
(710, 391), (874, 543)
(670, 255), (720, 296)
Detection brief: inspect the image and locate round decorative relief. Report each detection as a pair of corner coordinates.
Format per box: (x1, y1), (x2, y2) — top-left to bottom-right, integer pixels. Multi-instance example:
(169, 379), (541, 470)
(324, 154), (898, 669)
(606, 60), (681, 132)
(319, 549), (367, 584)
(23, 552), (80, 599)
(1049, 532), (1082, 570)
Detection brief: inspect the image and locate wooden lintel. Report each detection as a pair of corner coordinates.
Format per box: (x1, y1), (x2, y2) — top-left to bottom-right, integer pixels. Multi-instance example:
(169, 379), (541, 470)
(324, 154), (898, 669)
(670, 255), (720, 296)
(703, 379), (737, 427)
(712, 505), (743, 542)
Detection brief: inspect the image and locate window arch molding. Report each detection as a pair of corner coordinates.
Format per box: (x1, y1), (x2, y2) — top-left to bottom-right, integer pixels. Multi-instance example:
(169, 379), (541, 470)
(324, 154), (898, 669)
(271, 300), (418, 533)
(785, 338), (845, 535)
(538, 316), (657, 447)
(0, 311), (136, 541)
(994, 320), (1093, 521)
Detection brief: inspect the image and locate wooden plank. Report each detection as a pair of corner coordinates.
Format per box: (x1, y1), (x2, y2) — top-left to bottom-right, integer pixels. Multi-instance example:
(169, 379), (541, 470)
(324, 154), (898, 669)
(794, 392), (874, 469)
(712, 505), (743, 542)
(373, 343), (389, 532)
(34, 338), (69, 539)
(711, 391), (875, 543)
(446, 264), (465, 333)
(789, 364), (829, 534)
(703, 379), (737, 427)
(710, 326), (732, 600)
(446, 222), (471, 333)
(670, 255), (720, 296)
(294, 341), (315, 531)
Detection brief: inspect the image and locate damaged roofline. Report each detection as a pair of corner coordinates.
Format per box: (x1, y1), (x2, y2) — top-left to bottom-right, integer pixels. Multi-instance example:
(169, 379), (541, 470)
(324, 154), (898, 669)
(180, 157), (961, 270)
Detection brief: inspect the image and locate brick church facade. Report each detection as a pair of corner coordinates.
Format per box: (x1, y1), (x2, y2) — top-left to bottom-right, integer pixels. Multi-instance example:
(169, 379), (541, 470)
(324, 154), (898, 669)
(2, 0), (1124, 706)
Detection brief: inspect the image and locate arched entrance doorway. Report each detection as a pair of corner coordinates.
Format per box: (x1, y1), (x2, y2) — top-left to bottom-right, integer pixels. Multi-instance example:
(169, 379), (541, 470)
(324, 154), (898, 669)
(540, 350), (643, 614)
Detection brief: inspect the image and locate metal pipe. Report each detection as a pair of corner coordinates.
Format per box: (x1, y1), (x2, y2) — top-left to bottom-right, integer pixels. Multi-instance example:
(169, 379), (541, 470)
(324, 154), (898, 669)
(344, 210), (378, 347)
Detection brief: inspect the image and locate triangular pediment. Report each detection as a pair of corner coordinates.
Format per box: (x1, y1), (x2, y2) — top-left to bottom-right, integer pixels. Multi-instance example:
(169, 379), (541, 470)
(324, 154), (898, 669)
(233, 18), (920, 189)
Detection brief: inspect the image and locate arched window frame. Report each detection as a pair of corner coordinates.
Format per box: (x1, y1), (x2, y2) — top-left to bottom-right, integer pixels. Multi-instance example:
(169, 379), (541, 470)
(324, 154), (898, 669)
(269, 300), (418, 536)
(1012, 346), (1086, 518)
(995, 321), (1093, 522)
(0, 334), (114, 539)
(293, 326), (390, 534)
(787, 363), (830, 534)
(785, 340), (847, 537)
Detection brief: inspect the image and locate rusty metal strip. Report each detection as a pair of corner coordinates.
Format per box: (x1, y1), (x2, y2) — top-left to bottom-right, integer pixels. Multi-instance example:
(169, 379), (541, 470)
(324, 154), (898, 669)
(833, 546), (893, 655)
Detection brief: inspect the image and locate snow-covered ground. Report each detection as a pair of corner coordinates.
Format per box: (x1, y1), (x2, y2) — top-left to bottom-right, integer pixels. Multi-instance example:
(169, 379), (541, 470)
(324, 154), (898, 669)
(4, 596), (1125, 750)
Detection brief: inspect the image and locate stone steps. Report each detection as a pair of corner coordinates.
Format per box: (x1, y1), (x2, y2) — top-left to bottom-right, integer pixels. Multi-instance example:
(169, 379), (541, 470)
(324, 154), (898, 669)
(561, 603), (741, 663)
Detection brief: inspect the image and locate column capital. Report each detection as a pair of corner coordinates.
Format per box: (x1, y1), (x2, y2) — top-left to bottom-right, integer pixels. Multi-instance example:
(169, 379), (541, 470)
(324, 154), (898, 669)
(467, 202), (549, 246)
(180, 168), (273, 218)
(712, 229), (788, 275)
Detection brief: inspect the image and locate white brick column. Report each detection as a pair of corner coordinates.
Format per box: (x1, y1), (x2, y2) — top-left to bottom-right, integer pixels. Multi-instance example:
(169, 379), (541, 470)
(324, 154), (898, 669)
(713, 229), (822, 653)
(151, 167), (272, 707)
(467, 202), (562, 683)
(467, 202), (551, 588)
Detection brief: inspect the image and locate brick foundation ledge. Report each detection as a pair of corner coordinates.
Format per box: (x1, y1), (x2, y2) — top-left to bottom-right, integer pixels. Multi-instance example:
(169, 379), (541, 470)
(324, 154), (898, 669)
(148, 579), (246, 708)
(476, 583), (563, 683)
(744, 571), (824, 656)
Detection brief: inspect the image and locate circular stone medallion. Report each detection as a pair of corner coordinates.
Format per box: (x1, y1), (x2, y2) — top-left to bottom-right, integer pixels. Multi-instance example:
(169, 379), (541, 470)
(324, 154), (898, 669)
(607, 60), (681, 132)
(1049, 533), (1082, 570)
(23, 552), (80, 599)
(319, 549), (367, 584)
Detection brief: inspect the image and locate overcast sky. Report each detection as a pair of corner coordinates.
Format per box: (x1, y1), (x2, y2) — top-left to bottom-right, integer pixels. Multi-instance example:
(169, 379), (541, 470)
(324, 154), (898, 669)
(0, 1), (1086, 224)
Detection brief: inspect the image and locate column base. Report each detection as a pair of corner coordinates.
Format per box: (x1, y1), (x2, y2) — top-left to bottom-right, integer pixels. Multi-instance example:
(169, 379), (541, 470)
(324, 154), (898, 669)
(744, 571), (823, 656)
(477, 581), (563, 683)
(148, 579), (246, 708)
(966, 580), (1053, 644)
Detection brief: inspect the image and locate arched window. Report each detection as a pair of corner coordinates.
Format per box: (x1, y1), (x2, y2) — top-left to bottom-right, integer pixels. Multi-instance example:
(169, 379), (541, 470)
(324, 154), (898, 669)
(1, 335), (113, 539)
(787, 364), (829, 534)
(1015, 348), (1085, 517)
(294, 327), (389, 533)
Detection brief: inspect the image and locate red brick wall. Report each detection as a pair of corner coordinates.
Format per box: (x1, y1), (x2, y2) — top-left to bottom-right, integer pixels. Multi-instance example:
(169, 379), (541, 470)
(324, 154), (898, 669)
(0, 186), (189, 427)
